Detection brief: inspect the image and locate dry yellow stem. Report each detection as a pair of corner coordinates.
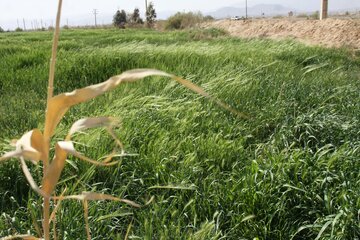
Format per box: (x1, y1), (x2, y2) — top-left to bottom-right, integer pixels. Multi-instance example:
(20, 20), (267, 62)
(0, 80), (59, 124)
(83, 200), (91, 240)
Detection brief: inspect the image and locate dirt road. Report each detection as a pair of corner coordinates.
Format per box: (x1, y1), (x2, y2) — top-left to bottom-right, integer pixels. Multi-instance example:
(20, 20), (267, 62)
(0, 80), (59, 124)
(203, 18), (360, 49)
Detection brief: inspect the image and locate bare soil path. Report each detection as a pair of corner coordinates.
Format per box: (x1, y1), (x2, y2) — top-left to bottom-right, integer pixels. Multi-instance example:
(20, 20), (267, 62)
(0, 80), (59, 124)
(203, 18), (360, 49)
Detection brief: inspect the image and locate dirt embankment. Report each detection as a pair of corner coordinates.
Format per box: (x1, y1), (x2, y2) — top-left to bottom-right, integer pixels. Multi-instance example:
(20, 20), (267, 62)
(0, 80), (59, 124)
(203, 18), (360, 49)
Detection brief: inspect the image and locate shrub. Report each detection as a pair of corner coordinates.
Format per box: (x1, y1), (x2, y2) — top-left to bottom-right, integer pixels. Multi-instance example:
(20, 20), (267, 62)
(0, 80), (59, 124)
(203, 15), (215, 21)
(165, 12), (205, 30)
(296, 13), (309, 19)
(310, 11), (320, 19)
(0, 26), (4, 33)
(273, 15), (284, 19)
(15, 27), (23, 32)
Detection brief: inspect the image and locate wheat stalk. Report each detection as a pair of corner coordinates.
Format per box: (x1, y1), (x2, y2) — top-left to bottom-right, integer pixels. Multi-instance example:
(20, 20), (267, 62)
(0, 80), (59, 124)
(0, 0), (246, 239)
(43, 0), (63, 238)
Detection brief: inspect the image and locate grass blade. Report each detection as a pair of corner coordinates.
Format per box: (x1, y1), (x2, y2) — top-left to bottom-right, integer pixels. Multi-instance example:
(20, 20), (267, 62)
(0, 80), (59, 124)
(148, 184), (197, 190)
(315, 221), (332, 240)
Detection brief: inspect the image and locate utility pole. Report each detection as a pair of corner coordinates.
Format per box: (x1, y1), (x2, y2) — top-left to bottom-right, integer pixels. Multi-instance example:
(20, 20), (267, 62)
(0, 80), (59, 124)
(245, 0), (248, 19)
(145, 0), (148, 20)
(320, 0), (328, 20)
(93, 9), (98, 27)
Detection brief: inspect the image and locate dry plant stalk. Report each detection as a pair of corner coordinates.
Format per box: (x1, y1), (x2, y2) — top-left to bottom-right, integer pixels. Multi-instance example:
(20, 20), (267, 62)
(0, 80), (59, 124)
(0, 0), (246, 239)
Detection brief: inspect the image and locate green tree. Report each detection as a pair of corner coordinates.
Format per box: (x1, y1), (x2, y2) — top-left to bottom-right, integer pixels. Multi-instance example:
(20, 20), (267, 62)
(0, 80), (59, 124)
(146, 2), (157, 28)
(0, 26), (4, 33)
(130, 8), (143, 24)
(113, 9), (127, 28)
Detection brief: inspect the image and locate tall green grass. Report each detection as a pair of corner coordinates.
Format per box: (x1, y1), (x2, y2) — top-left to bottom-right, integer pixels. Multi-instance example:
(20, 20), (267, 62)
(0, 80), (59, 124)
(0, 28), (359, 239)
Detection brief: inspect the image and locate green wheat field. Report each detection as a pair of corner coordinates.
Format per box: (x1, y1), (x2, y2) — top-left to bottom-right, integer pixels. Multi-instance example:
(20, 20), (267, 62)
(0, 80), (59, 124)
(0, 28), (359, 239)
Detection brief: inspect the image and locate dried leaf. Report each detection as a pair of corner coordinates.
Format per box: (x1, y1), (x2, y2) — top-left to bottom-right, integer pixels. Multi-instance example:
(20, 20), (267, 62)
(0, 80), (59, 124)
(42, 142), (67, 195)
(0, 235), (42, 240)
(10, 139), (17, 147)
(44, 69), (170, 138)
(44, 69), (246, 139)
(20, 157), (48, 198)
(52, 191), (141, 208)
(68, 116), (124, 153)
(58, 141), (120, 166)
(0, 129), (44, 164)
(66, 117), (115, 141)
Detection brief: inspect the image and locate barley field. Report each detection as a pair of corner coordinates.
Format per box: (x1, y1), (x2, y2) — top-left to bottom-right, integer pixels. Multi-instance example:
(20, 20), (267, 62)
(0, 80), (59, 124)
(0, 28), (359, 239)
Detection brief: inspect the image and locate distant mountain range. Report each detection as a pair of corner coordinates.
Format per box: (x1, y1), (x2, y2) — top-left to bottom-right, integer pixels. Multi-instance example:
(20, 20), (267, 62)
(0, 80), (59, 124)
(207, 4), (295, 19)
(205, 3), (360, 20)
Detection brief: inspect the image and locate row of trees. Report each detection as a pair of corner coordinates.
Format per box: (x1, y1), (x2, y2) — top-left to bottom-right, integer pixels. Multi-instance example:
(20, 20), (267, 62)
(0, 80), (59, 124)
(113, 2), (156, 28)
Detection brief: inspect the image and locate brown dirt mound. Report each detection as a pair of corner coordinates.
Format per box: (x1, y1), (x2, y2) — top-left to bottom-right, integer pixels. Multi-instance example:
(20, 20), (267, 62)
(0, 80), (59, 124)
(203, 18), (360, 49)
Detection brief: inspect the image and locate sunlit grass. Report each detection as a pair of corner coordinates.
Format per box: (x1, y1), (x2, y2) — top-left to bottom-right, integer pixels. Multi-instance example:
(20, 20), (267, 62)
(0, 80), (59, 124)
(0, 27), (359, 239)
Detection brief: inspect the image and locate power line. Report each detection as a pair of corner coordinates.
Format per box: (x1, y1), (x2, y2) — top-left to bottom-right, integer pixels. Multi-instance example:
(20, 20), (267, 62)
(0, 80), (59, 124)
(93, 9), (98, 27)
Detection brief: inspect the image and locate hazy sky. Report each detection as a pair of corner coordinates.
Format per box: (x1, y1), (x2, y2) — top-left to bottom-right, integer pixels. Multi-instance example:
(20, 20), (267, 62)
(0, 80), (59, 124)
(1, 0), (359, 30)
